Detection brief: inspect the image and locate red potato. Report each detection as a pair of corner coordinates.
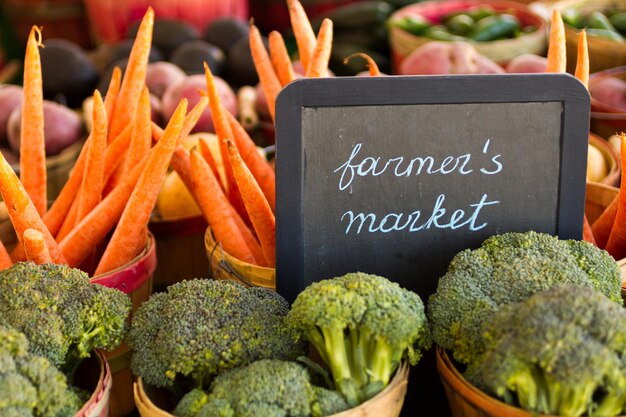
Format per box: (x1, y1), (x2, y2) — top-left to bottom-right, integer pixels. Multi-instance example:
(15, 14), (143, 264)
(476, 55), (505, 74)
(7, 100), (84, 156)
(590, 77), (626, 112)
(145, 61), (186, 98)
(0, 86), (23, 143)
(161, 74), (236, 133)
(506, 54), (548, 73)
(399, 42), (503, 75)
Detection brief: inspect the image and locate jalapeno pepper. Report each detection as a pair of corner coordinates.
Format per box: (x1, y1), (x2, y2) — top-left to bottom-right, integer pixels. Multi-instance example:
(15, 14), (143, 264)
(470, 14), (520, 42)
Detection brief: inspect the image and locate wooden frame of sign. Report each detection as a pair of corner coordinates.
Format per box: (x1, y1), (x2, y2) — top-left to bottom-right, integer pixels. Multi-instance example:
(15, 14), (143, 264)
(275, 74), (590, 304)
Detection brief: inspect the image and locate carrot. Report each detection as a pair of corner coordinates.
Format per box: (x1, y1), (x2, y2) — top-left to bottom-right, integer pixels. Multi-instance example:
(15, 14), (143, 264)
(0, 239), (12, 270)
(592, 195), (618, 249)
(546, 9), (566, 73)
(269, 30), (296, 86)
(108, 7), (154, 140)
(237, 86), (259, 131)
(189, 149), (259, 264)
(180, 96), (209, 144)
(344, 53), (381, 76)
(286, 0), (316, 71)
(226, 140), (276, 267)
(249, 25), (282, 121)
(60, 156), (148, 268)
(76, 90), (107, 224)
(120, 86), (152, 178)
(306, 18), (333, 78)
(226, 112), (275, 212)
(104, 66), (122, 121)
(0, 153), (66, 264)
(204, 62), (249, 223)
(20, 26), (47, 216)
(198, 136), (223, 190)
(575, 29), (589, 89)
(103, 124), (132, 184)
(94, 99), (188, 275)
(605, 134), (626, 259)
(23, 228), (52, 264)
(583, 215), (596, 245)
(55, 192), (80, 241)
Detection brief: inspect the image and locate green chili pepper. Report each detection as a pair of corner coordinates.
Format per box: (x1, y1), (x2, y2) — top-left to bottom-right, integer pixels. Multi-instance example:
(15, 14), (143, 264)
(467, 6), (496, 22)
(470, 14), (520, 42)
(445, 14), (474, 35)
(389, 15), (431, 36)
(589, 11), (618, 32)
(562, 8), (584, 28)
(424, 25), (467, 41)
(609, 12), (626, 34)
(586, 27), (625, 41)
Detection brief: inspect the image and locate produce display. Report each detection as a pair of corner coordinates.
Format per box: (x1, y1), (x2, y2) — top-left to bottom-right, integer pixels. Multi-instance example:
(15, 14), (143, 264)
(564, 8), (626, 42)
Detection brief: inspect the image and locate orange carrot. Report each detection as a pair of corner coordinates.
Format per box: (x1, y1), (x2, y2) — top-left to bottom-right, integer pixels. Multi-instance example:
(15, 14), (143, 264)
(204, 62), (249, 223)
(287, 0), (316, 71)
(249, 25), (282, 121)
(108, 8), (154, 140)
(104, 66), (122, 121)
(605, 134), (626, 259)
(94, 99), (188, 275)
(306, 18), (333, 78)
(198, 136), (223, 190)
(269, 30), (296, 86)
(55, 195), (79, 241)
(103, 124), (133, 184)
(546, 9), (566, 73)
(77, 90), (107, 223)
(0, 153), (66, 264)
(23, 228), (52, 264)
(226, 112), (275, 212)
(0, 239), (12, 270)
(189, 149), (258, 264)
(344, 52), (381, 76)
(20, 26), (47, 215)
(575, 29), (589, 88)
(592, 195), (618, 249)
(180, 96), (209, 144)
(226, 140), (276, 267)
(120, 86), (152, 178)
(60, 156), (148, 268)
(583, 215), (596, 245)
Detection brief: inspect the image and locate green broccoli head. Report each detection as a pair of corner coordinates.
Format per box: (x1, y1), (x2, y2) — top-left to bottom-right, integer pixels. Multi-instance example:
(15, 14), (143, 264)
(0, 262), (131, 374)
(427, 231), (622, 365)
(0, 325), (84, 417)
(176, 359), (350, 417)
(285, 272), (430, 407)
(127, 279), (306, 389)
(467, 285), (626, 417)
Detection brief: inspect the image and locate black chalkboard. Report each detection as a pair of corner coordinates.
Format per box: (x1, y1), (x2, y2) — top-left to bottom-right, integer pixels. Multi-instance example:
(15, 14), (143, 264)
(275, 74), (590, 416)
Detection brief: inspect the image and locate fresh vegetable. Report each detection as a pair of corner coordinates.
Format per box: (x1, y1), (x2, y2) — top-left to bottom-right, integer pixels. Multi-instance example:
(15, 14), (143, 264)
(345, 52), (382, 76)
(0, 262), (130, 373)
(127, 279), (306, 389)
(592, 195), (618, 249)
(562, 7), (626, 41)
(547, 9), (566, 73)
(127, 18), (198, 59)
(427, 231), (622, 366)
(0, 238), (12, 270)
(466, 285), (626, 417)
(23, 228), (52, 264)
(587, 143), (608, 182)
(250, 24), (282, 121)
(173, 360), (350, 417)
(202, 17), (249, 53)
(469, 14), (520, 42)
(389, 14), (431, 36)
(605, 135), (626, 260)
(505, 53), (546, 73)
(0, 325), (87, 417)
(587, 28), (625, 41)
(269, 30), (296, 86)
(306, 19), (334, 78)
(156, 171), (201, 220)
(590, 76), (626, 111)
(145, 61), (186, 98)
(286, 272), (431, 407)
(287, 0), (317, 73)
(170, 40), (225, 76)
(119, 86), (151, 181)
(399, 41), (503, 75)
(0, 85), (23, 143)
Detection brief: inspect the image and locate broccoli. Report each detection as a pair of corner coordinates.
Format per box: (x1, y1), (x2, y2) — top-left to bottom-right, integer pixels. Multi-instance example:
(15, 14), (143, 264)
(285, 272), (431, 407)
(0, 262), (131, 375)
(127, 279), (306, 390)
(174, 359), (350, 417)
(427, 231), (621, 365)
(0, 325), (84, 417)
(466, 285), (626, 417)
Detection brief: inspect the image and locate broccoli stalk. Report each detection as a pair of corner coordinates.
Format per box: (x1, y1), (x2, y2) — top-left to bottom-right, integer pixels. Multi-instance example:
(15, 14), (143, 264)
(286, 272), (431, 407)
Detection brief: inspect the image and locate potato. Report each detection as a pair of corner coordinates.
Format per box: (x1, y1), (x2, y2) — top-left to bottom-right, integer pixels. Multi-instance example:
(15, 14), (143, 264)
(506, 54), (547, 73)
(0, 85), (23, 143)
(7, 100), (84, 156)
(587, 143), (608, 182)
(145, 61), (186, 98)
(590, 77), (626, 111)
(161, 74), (236, 133)
(400, 42), (504, 75)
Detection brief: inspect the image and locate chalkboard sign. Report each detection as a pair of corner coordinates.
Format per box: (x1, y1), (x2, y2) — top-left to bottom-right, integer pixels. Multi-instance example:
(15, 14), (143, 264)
(275, 74), (590, 303)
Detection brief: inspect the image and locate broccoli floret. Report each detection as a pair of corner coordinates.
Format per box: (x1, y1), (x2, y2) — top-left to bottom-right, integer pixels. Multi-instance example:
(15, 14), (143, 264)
(467, 285), (626, 417)
(427, 231), (621, 365)
(285, 272), (431, 407)
(173, 389), (210, 417)
(127, 279), (306, 389)
(0, 262), (131, 374)
(184, 359), (349, 417)
(0, 325), (83, 417)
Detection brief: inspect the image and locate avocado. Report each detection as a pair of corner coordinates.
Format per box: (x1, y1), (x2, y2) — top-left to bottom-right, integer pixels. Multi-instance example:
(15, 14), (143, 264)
(170, 40), (225, 76)
(104, 39), (164, 69)
(226, 36), (268, 87)
(127, 18), (198, 58)
(203, 17), (249, 53)
(40, 39), (99, 108)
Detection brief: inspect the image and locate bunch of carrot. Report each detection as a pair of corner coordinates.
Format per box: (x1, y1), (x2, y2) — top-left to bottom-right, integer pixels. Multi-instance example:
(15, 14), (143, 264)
(0, 8), (202, 276)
